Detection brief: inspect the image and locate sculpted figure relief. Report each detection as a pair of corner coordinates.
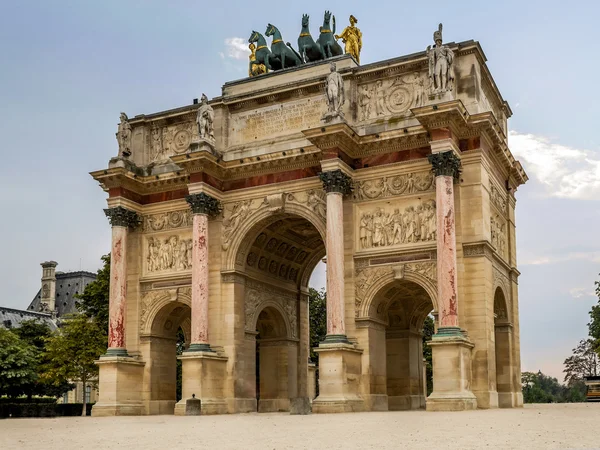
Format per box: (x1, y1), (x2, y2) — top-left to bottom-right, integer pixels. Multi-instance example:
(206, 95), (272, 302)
(322, 62), (345, 121)
(354, 172), (435, 201)
(335, 15), (362, 64)
(147, 235), (193, 273)
(491, 214), (507, 258)
(359, 200), (436, 249)
(116, 112), (132, 157)
(426, 23), (454, 94)
(222, 200), (254, 250)
(196, 93), (215, 142)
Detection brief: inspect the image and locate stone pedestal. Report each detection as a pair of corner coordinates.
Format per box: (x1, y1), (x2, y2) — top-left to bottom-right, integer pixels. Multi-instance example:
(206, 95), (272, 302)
(308, 362), (317, 401)
(92, 356), (145, 417)
(312, 343), (364, 413)
(426, 335), (477, 411)
(174, 352), (228, 415)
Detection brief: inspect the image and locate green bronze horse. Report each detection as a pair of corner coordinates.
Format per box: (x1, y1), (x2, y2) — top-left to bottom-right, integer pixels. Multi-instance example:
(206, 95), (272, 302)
(248, 30), (282, 71)
(318, 10), (343, 59)
(297, 14), (323, 63)
(265, 23), (302, 69)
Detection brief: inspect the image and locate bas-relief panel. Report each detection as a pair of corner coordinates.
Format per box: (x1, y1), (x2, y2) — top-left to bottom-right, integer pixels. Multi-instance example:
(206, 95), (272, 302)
(143, 232), (193, 277)
(354, 172), (435, 201)
(357, 72), (428, 122)
(148, 120), (196, 163)
(490, 214), (507, 260)
(356, 197), (436, 251)
(142, 209), (192, 233)
(244, 280), (297, 338)
(228, 96), (326, 146)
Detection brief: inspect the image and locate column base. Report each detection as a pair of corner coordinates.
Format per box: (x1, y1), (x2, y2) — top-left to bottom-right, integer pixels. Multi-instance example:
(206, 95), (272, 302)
(174, 351), (228, 416)
(426, 332), (477, 412)
(185, 343), (214, 353)
(321, 334), (350, 344)
(104, 347), (129, 357)
(92, 356), (145, 417)
(228, 398), (257, 413)
(389, 395), (425, 411)
(312, 342), (365, 414)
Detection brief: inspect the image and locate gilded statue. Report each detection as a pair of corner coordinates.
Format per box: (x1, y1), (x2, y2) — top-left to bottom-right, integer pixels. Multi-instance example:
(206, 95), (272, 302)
(248, 43), (267, 77)
(335, 15), (362, 64)
(426, 23), (454, 94)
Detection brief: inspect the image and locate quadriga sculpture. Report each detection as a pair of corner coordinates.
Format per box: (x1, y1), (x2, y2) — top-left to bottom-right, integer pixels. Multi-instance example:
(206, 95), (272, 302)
(297, 14), (323, 63)
(318, 10), (343, 58)
(265, 23), (303, 69)
(248, 30), (282, 71)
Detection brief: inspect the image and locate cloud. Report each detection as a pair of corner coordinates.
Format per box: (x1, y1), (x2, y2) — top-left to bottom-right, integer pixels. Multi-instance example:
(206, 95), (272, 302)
(520, 251), (600, 266)
(222, 37), (250, 61)
(509, 131), (600, 200)
(569, 287), (595, 299)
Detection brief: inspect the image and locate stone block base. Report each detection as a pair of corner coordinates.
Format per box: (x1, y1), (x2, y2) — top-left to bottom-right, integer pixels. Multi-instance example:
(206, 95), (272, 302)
(146, 400), (176, 415)
(258, 398), (289, 413)
(426, 332), (477, 412)
(312, 342), (365, 414)
(92, 356), (145, 417)
(364, 394), (388, 411)
(174, 351), (228, 415)
(229, 398), (257, 413)
(290, 397), (311, 415)
(389, 395), (424, 411)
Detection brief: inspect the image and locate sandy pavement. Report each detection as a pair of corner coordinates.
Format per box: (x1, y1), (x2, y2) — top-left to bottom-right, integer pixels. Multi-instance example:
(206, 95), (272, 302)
(1, 403), (600, 450)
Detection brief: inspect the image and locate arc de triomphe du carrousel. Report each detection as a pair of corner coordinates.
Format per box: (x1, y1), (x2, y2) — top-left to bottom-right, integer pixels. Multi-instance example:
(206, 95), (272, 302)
(90, 15), (527, 416)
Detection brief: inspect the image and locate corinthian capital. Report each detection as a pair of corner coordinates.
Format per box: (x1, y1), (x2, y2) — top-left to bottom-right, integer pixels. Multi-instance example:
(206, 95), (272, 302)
(428, 151), (461, 180)
(319, 169), (353, 195)
(185, 193), (222, 216)
(104, 206), (141, 228)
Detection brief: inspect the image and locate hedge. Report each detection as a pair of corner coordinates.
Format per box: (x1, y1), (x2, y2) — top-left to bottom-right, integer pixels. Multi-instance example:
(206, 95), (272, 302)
(0, 397), (57, 404)
(0, 403), (94, 418)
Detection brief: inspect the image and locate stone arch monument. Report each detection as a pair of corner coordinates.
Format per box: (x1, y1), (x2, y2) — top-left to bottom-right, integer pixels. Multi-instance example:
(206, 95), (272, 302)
(91, 24), (527, 416)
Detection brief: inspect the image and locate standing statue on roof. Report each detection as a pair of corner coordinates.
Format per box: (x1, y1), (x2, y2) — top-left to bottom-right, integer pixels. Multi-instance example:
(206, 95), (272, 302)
(116, 112), (132, 157)
(426, 23), (454, 94)
(335, 15), (362, 64)
(196, 93), (215, 142)
(322, 62), (345, 122)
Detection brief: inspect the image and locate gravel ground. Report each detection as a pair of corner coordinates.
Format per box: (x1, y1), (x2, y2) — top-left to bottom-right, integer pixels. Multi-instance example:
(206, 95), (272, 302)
(1, 403), (599, 450)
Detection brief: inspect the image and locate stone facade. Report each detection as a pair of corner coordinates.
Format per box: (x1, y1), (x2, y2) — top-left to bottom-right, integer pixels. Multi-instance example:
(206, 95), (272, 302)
(91, 37), (527, 415)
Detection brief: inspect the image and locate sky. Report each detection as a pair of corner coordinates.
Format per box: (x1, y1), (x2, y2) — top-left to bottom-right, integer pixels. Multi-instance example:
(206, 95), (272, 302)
(0, 0), (598, 382)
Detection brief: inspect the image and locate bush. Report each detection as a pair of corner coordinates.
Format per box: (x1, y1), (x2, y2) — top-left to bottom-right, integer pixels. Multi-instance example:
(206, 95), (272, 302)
(0, 397), (57, 404)
(0, 402), (94, 418)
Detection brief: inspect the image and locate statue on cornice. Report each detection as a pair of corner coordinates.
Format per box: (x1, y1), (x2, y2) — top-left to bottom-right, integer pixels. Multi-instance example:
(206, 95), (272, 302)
(322, 62), (345, 122)
(426, 23), (454, 95)
(196, 93), (215, 142)
(335, 15), (362, 64)
(116, 112), (132, 157)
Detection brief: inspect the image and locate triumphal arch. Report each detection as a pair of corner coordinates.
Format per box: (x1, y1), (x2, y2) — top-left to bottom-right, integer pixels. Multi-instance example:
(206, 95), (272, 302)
(91, 19), (527, 416)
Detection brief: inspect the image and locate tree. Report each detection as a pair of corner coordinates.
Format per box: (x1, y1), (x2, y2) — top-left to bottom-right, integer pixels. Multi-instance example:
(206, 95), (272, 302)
(521, 370), (586, 403)
(563, 339), (599, 385)
(41, 315), (106, 415)
(13, 320), (73, 399)
(588, 276), (600, 353)
(422, 315), (435, 395)
(75, 254), (110, 337)
(0, 328), (37, 398)
(309, 288), (327, 364)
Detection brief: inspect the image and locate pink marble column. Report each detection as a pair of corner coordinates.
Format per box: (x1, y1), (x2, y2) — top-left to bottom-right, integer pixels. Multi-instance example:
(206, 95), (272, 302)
(185, 193), (221, 352)
(428, 151), (462, 333)
(319, 169), (353, 343)
(104, 206), (140, 356)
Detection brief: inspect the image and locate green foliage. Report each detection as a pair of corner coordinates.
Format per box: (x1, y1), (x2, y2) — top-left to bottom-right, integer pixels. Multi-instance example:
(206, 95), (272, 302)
(41, 314), (106, 414)
(75, 254), (110, 338)
(0, 329), (38, 398)
(588, 277), (600, 352)
(12, 320), (73, 399)
(563, 339), (598, 385)
(309, 288), (327, 363)
(176, 327), (185, 402)
(422, 315), (435, 395)
(0, 402), (94, 418)
(522, 371), (586, 403)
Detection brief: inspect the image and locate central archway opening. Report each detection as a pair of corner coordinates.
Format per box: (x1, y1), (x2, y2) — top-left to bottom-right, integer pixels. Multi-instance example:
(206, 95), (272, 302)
(370, 279), (434, 410)
(236, 212), (326, 412)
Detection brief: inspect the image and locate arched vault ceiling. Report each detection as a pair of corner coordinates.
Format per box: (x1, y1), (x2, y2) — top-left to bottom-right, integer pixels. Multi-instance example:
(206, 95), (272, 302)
(245, 217), (324, 285)
(372, 280), (434, 330)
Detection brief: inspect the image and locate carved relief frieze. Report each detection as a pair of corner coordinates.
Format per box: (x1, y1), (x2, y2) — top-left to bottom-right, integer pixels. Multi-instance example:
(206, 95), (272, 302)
(358, 199), (436, 250)
(222, 199), (258, 251)
(354, 266), (393, 318)
(244, 280), (298, 338)
(354, 172), (435, 201)
(139, 286), (190, 333)
(286, 190), (327, 222)
(357, 72), (428, 121)
(491, 214), (507, 259)
(142, 209), (192, 233)
(145, 234), (193, 275)
(490, 184), (507, 212)
(404, 261), (437, 283)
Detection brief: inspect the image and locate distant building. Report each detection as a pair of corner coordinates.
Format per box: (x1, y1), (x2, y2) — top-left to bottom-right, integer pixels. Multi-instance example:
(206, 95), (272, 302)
(0, 261), (98, 404)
